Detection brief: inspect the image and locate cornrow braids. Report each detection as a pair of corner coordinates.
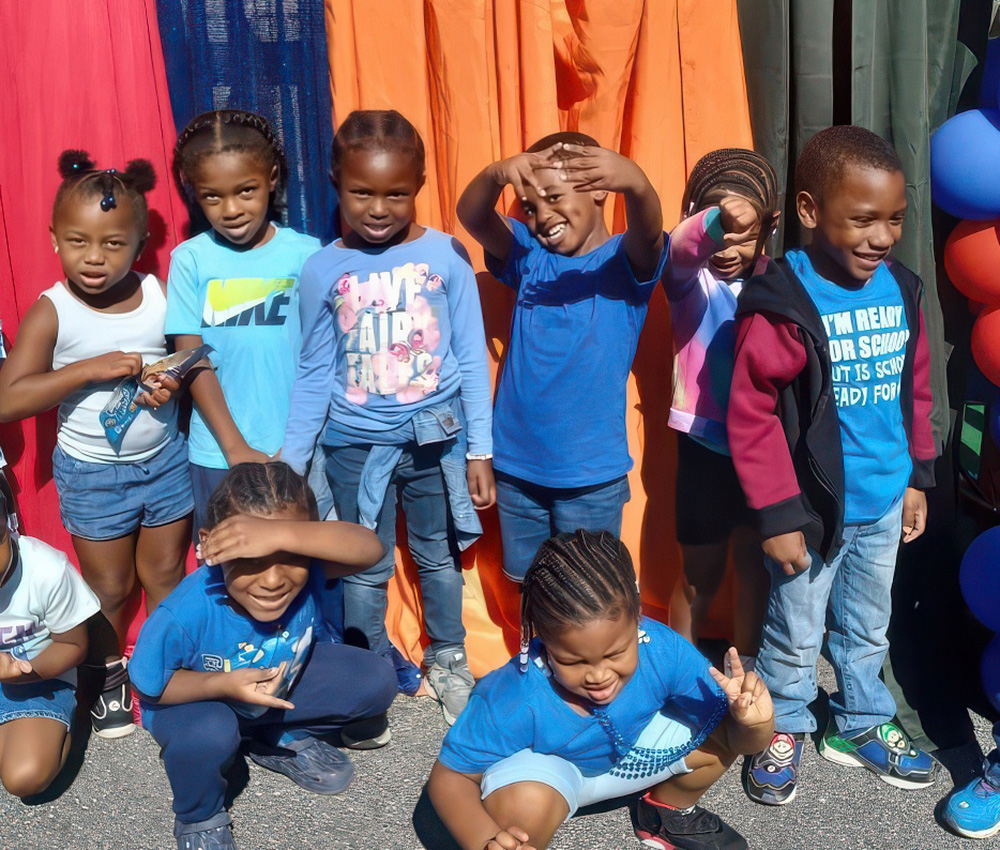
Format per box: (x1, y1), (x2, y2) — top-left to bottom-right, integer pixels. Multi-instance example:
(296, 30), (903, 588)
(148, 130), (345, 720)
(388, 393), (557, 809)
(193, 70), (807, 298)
(172, 109), (288, 217)
(330, 110), (425, 183)
(205, 462), (316, 530)
(681, 148), (779, 270)
(520, 530), (641, 668)
(53, 149), (157, 232)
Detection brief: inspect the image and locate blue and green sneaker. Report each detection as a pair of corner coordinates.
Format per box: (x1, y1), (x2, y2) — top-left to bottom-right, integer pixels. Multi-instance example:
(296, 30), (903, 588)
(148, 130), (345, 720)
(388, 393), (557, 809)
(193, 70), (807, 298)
(818, 721), (935, 788)
(943, 775), (1000, 838)
(741, 731), (804, 805)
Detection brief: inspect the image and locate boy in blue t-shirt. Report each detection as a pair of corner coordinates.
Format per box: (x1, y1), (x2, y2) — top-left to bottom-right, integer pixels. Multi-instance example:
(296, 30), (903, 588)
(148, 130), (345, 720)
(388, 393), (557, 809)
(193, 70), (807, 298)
(727, 126), (938, 806)
(457, 133), (668, 581)
(130, 463), (396, 850)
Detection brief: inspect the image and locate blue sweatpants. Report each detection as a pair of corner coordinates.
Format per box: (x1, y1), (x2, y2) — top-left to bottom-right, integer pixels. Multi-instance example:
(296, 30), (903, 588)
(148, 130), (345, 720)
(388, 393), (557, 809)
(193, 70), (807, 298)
(145, 642), (396, 824)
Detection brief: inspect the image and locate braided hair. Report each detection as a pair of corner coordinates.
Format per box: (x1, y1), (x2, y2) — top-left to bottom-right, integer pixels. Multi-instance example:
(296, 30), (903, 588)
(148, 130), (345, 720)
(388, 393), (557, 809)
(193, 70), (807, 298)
(172, 109), (288, 219)
(330, 110), (425, 183)
(520, 530), (640, 667)
(205, 462), (316, 529)
(53, 150), (157, 232)
(795, 125), (903, 202)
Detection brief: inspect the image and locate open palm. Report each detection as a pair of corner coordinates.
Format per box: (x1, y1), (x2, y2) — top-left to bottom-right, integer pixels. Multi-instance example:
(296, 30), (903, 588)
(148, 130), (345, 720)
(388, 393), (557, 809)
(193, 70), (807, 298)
(709, 648), (773, 727)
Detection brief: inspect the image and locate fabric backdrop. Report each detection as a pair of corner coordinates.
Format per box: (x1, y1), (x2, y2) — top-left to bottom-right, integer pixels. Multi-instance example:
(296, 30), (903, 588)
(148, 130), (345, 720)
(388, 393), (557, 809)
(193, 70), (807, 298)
(326, 0), (755, 675)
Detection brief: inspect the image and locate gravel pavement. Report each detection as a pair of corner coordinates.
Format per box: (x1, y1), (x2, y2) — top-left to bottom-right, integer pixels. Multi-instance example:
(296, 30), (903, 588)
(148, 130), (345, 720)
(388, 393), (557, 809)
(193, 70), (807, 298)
(0, 659), (992, 850)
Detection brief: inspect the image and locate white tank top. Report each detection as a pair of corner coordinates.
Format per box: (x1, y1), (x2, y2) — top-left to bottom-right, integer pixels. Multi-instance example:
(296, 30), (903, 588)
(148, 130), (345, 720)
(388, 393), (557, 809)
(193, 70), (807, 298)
(42, 275), (177, 463)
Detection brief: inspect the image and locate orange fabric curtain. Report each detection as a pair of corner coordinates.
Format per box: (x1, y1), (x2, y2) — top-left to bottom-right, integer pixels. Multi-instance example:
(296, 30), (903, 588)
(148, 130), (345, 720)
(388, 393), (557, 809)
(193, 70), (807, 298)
(325, 0), (754, 677)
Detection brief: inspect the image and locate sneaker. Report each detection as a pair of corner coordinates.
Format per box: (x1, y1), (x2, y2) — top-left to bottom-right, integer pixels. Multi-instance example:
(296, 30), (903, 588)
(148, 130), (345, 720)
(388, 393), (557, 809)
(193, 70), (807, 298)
(424, 648), (474, 726)
(174, 813), (237, 850)
(341, 727), (392, 750)
(943, 775), (1000, 838)
(741, 732), (804, 805)
(631, 793), (748, 850)
(384, 643), (422, 696)
(91, 659), (136, 739)
(819, 721), (936, 788)
(248, 737), (354, 794)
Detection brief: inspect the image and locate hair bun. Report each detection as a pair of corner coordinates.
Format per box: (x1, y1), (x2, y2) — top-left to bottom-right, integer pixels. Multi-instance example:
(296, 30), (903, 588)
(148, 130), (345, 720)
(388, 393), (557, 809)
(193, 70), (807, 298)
(123, 159), (157, 194)
(58, 150), (96, 179)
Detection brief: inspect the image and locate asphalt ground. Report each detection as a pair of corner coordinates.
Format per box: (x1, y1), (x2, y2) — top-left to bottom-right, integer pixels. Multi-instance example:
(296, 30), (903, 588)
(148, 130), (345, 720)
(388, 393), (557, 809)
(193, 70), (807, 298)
(0, 658), (993, 850)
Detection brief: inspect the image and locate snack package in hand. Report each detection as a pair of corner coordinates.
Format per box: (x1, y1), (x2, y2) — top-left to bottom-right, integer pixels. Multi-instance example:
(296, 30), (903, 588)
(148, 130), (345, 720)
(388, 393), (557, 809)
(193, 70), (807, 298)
(100, 345), (214, 446)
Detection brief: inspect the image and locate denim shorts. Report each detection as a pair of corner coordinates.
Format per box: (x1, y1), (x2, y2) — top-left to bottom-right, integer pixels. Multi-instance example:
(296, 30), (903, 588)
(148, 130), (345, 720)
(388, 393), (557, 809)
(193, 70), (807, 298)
(0, 679), (76, 729)
(52, 433), (195, 541)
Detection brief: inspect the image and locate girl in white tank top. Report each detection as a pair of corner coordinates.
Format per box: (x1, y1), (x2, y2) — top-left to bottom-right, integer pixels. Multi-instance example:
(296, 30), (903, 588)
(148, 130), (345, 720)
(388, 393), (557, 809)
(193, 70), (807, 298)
(0, 152), (195, 740)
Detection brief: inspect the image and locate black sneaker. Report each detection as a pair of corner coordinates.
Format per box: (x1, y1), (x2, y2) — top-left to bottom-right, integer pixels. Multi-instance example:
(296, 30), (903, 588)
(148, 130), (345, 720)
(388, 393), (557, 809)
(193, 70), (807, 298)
(741, 731), (804, 805)
(91, 659), (135, 739)
(631, 793), (748, 850)
(248, 737), (354, 794)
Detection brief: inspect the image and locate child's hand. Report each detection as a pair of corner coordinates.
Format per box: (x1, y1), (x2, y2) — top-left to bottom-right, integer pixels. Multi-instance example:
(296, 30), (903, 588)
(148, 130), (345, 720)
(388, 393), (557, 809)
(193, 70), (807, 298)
(710, 648), (773, 728)
(549, 143), (644, 195)
(763, 531), (811, 576)
(219, 663), (294, 710)
(718, 195), (761, 248)
(0, 652), (33, 683)
(901, 487), (927, 543)
(84, 351), (143, 383)
(485, 826), (536, 850)
(492, 151), (554, 202)
(198, 516), (284, 565)
(135, 373), (180, 409)
(467, 459), (496, 510)
(225, 444), (272, 467)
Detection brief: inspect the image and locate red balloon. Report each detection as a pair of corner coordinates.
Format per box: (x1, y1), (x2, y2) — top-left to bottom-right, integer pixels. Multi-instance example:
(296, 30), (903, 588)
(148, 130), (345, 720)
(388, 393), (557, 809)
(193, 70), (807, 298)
(945, 219), (1000, 303)
(972, 306), (1000, 386)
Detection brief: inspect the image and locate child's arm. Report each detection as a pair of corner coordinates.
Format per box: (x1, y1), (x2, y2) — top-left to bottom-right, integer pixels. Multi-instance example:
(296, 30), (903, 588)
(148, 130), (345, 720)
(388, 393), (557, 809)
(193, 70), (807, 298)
(709, 648), (775, 754)
(727, 313), (812, 574)
(198, 515), (384, 578)
(0, 621), (89, 684)
(555, 143), (664, 280)
(428, 761), (536, 850)
(902, 301), (936, 543)
(0, 298), (142, 422)
(153, 662), (295, 710)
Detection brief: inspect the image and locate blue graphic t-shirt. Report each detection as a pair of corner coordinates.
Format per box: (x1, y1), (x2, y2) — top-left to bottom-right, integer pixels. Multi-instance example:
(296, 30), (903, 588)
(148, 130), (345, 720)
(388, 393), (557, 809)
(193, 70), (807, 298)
(130, 564), (324, 721)
(165, 226), (321, 468)
(438, 617), (727, 777)
(787, 249), (912, 523)
(487, 218), (667, 487)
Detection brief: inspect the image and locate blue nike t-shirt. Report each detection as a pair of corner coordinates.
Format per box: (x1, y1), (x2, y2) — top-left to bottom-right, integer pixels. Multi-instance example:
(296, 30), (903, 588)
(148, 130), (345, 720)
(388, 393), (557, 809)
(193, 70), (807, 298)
(438, 617), (727, 777)
(787, 249), (912, 523)
(130, 564), (326, 721)
(165, 226), (321, 468)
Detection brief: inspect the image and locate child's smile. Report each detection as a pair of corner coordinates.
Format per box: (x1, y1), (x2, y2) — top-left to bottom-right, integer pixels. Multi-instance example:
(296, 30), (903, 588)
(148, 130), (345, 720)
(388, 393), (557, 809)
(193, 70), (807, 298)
(521, 167), (606, 257)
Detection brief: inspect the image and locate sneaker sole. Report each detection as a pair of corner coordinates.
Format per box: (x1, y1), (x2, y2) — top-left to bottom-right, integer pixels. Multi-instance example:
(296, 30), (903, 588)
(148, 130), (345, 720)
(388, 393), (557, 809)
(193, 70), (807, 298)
(422, 677), (459, 726)
(92, 721), (136, 740)
(745, 785), (798, 806)
(635, 829), (678, 849)
(944, 818), (1000, 839)
(341, 728), (392, 750)
(819, 742), (934, 789)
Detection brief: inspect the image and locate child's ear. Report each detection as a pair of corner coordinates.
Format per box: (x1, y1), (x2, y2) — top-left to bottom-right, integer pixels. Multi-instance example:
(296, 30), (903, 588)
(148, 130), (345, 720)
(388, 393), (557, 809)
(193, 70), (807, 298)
(49, 226), (59, 254)
(592, 190), (609, 206)
(268, 164), (279, 192)
(135, 232), (150, 262)
(796, 190), (819, 230)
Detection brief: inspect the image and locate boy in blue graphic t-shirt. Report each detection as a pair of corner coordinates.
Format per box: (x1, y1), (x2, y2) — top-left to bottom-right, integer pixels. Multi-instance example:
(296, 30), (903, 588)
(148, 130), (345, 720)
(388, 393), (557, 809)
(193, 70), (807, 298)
(727, 126), (939, 806)
(458, 133), (668, 581)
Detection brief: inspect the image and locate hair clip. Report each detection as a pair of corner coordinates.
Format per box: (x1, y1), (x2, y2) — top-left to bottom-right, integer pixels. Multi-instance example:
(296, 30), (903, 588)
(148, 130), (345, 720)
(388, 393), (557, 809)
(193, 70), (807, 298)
(100, 170), (118, 212)
(518, 637), (530, 673)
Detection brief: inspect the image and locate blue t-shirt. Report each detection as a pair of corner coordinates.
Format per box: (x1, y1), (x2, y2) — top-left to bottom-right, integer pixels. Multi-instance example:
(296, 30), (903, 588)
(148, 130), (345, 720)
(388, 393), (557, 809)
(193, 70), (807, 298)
(788, 249), (912, 523)
(164, 226), (321, 469)
(487, 218), (667, 487)
(281, 228), (493, 473)
(130, 564), (324, 720)
(438, 617), (727, 777)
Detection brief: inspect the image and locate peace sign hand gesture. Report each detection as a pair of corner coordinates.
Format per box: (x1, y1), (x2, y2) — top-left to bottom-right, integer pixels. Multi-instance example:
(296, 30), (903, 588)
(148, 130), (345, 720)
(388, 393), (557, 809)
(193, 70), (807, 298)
(709, 648), (773, 728)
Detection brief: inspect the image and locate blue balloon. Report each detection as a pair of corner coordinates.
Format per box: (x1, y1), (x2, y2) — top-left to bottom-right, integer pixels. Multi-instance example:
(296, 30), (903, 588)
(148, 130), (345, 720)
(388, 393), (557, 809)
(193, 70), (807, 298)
(931, 109), (1000, 220)
(960, 526), (1000, 631)
(982, 634), (1000, 713)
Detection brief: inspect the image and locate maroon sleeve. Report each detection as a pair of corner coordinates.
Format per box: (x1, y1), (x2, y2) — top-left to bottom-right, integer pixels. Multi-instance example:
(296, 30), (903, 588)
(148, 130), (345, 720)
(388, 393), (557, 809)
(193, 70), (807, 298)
(908, 304), (937, 489)
(728, 313), (812, 537)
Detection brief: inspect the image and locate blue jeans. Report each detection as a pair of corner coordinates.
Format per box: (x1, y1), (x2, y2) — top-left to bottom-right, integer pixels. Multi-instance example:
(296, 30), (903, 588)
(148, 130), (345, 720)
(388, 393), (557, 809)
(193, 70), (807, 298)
(495, 473), (630, 581)
(324, 443), (465, 661)
(757, 499), (903, 736)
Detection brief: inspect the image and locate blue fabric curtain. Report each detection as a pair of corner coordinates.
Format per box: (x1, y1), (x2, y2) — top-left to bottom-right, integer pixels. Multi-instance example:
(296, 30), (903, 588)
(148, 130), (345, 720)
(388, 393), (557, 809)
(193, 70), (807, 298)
(156, 0), (336, 241)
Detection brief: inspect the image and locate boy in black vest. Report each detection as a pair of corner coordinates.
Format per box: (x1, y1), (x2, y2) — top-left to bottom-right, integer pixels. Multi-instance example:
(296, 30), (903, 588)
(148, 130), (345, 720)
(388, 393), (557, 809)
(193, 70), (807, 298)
(727, 126), (938, 805)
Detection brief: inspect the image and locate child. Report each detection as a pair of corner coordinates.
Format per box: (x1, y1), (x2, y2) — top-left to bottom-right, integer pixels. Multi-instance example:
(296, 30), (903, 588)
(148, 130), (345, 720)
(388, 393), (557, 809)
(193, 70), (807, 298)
(0, 151), (194, 738)
(166, 109), (321, 533)
(728, 126), (938, 805)
(281, 110), (494, 724)
(428, 530), (774, 850)
(129, 462), (396, 850)
(457, 133), (667, 582)
(0, 489), (100, 798)
(664, 149), (779, 661)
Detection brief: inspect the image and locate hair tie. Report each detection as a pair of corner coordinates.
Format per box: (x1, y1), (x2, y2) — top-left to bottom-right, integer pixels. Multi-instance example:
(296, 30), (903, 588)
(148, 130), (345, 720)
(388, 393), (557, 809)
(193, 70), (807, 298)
(100, 169), (118, 212)
(518, 637), (530, 674)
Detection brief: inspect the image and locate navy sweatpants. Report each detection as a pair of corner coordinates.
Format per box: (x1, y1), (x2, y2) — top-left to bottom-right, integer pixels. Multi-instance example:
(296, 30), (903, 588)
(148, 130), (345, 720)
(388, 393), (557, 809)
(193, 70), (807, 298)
(145, 642), (397, 824)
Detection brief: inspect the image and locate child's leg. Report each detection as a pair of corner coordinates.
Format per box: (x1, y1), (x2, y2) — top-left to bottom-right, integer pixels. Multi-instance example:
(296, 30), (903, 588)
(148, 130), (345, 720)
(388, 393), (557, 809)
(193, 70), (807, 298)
(731, 524), (767, 657)
(189, 464), (229, 548)
(72, 533), (141, 660)
(677, 542), (729, 642)
(550, 475), (630, 541)
(646, 733), (737, 809)
(0, 717), (70, 798)
(135, 516), (190, 612)
(482, 783), (568, 850)
(495, 474), (555, 582)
